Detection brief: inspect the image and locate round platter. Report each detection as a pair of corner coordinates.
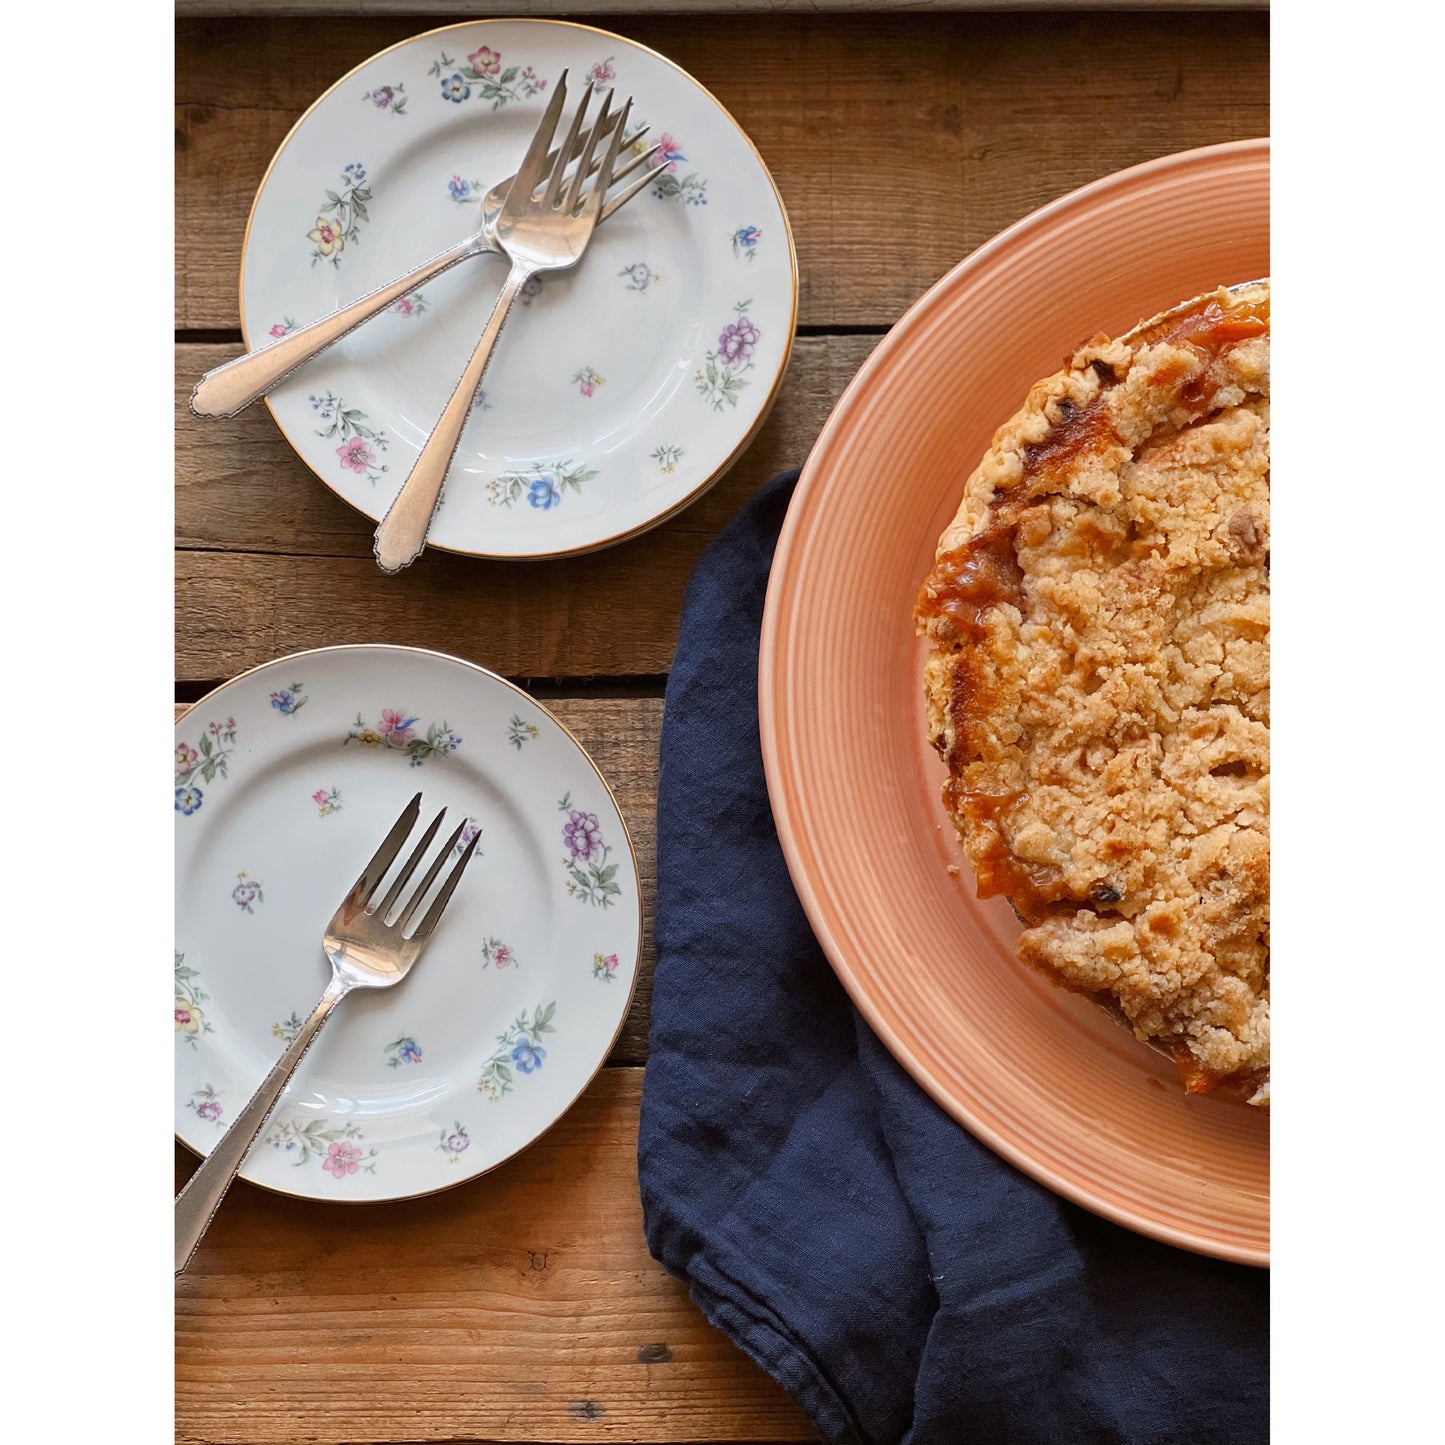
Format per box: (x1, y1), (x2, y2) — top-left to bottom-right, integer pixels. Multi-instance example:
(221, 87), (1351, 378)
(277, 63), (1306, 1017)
(174, 644), (642, 1202)
(240, 19), (797, 559)
(758, 140), (1270, 1265)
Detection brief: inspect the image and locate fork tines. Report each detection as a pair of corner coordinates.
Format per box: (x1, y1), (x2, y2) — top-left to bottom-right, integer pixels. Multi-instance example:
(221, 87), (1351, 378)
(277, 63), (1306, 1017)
(520, 75), (650, 220)
(343, 792), (478, 940)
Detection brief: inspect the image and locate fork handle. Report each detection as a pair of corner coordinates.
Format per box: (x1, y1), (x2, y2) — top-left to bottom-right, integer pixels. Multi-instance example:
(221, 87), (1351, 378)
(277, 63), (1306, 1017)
(372, 260), (531, 574)
(175, 973), (350, 1276)
(189, 236), (487, 419)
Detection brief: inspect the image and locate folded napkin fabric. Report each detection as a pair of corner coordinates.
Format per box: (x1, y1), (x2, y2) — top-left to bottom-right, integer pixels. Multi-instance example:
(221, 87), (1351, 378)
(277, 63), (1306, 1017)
(638, 471), (1268, 1445)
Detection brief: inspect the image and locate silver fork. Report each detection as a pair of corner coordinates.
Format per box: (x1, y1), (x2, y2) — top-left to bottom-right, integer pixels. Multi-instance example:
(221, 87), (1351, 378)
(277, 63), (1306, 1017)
(174, 793), (478, 1275)
(373, 73), (639, 574)
(188, 117), (662, 419)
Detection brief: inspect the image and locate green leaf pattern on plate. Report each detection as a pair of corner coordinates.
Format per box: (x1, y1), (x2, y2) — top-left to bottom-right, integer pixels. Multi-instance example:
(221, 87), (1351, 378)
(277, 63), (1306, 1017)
(175, 952), (214, 1046)
(263, 1115), (378, 1177)
(429, 48), (546, 110)
(308, 163), (372, 267)
(478, 1001), (557, 1100)
(343, 711), (462, 764)
(559, 793), (623, 908)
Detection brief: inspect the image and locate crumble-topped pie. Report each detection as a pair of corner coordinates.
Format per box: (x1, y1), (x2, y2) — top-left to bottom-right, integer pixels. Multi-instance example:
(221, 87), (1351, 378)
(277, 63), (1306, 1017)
(915, 282), (1270, 1104)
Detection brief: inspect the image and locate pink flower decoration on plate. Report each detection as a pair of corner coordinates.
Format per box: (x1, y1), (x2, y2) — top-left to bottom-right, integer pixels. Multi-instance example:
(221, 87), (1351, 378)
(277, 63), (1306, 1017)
(468, 46), (501, 76)
(322, 1142), (363, 1178)
(379, 708), (417, 746)
(337, 437), (375, 473)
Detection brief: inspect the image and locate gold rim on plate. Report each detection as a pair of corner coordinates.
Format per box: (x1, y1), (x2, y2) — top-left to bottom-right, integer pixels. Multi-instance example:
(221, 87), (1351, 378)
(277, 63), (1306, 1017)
(237, 18), (800, 562)
(175, 642), (643, 1207)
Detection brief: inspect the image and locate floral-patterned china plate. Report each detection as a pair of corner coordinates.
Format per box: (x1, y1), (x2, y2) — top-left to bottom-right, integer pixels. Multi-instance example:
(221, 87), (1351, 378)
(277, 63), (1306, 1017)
(175, 644), (641, 1202)
(240, 19), (797, 559)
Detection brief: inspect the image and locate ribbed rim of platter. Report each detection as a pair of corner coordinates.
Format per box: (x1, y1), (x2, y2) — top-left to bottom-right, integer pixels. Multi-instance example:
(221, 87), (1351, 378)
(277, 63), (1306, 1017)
(759, 141), (1271, 1265)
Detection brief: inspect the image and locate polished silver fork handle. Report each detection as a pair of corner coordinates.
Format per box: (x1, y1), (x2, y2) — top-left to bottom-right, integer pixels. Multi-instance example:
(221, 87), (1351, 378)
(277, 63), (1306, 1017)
(174, 971), (350, 1275)
(189, 236), (481, 419)
(373, 260), (532, 574)
(189, 127), (656, 422)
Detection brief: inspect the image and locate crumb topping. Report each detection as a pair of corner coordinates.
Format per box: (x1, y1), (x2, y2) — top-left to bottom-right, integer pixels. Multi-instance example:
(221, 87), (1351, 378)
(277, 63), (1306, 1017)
(916, 284), (1270, 1094)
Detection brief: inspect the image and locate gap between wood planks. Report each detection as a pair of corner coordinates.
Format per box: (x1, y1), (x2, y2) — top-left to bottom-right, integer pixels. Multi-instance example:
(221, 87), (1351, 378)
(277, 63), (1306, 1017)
(175, 324), (893, 345)
(176, 675), (670, 704)
(174, 334), (877, 683)
(176, 10), (1269, 334)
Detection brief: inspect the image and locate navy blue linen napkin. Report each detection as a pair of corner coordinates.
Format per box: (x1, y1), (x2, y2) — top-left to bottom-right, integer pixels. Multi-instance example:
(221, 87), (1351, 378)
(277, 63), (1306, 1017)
(638, 472), (1268, 1445)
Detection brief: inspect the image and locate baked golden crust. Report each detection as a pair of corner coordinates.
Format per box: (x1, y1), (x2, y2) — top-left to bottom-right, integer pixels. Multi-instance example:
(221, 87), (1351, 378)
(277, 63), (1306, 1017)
(915, 283), (1270, 1101)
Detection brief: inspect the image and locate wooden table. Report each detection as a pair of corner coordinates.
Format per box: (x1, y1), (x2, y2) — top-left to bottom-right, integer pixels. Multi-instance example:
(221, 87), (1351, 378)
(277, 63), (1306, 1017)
(175, 6), (1269, 1441)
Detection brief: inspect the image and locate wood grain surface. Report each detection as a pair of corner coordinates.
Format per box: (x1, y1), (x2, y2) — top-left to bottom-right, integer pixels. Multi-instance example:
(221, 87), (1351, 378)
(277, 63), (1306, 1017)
(176, 1069), (812, 1445)
(175, 9), (1268, 1441)
(176, 337), (870, 682)
(176, 11), (1269, 333)
(180, 1), (1267, 17)
(173, 699), (803, 1440)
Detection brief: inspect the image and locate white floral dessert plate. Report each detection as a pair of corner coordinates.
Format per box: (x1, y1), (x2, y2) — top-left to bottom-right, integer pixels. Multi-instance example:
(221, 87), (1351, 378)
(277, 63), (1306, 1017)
(240, 19), (797, 559)
(174, 644), (642, 1203)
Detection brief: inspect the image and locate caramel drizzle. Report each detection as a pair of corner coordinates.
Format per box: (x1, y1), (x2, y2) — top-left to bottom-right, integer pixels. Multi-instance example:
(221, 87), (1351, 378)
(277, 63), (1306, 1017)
(914, 523), (1024, 640)
(917, 287), (1269, 928)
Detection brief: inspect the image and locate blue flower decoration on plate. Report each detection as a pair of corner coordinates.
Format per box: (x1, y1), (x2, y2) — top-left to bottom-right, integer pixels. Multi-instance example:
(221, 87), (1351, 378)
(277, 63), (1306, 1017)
(511, 1041), (546, 1073)
(528, 477), (561, 510)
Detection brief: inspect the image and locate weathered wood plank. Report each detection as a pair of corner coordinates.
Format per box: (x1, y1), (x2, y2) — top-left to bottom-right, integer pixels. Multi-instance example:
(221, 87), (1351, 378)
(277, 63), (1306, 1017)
(180, 1), (1265, 16)
(175, 337), (864, 558)
(175, 336), (871, 681)
(176, 1068), (814, 1444)
(176, 695), (664, 1065)
(176, 10), (1269, 331)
